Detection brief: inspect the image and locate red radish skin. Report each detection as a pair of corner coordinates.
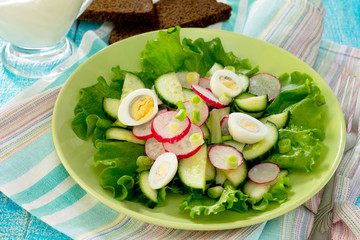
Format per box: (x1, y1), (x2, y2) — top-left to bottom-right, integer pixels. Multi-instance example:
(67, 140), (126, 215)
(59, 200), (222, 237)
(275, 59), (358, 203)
(151, 111), (191, 143)
(145, 137), (166, 161)
(248, 162), (280, 184)
(249, 73), (281, 102)
(208, 145), (243, 170)
(183, 100), (209, 126)
(163, 124), (204, 158)
(132, 121), (153, 140)
(191, 84), (226, 108)
(220, 115), (230, 136)
(133, 108), (168, 139)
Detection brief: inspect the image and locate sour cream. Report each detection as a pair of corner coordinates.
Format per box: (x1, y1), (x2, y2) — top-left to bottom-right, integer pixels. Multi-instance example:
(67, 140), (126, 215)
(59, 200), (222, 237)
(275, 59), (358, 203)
(0, 0), (90, 48)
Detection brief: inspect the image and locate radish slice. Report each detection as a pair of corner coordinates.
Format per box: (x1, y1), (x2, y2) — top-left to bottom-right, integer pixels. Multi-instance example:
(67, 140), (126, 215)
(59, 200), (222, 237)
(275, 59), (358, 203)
(208, 145), (243, 170)
(132, 121), (153, 140)
(248, 162), (280, 184)
(191, 84), (226, 108)
(183, 100), (209, 126)
(163, 124), (204, 158)
(249, 73), (281, 101)
(198, 77), (211, 90)
(220, 115), (230, 136)
(151, 111), (191, 143)
(145, 137), (166, 161)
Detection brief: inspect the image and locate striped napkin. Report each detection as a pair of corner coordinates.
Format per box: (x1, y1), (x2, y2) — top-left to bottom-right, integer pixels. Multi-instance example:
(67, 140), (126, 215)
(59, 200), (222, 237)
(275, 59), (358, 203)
(1, 0), (360, 239)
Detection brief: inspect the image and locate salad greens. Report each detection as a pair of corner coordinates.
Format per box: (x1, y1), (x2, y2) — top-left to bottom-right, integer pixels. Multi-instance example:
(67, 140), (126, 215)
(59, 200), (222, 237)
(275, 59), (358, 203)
(71, 26), (326, 218)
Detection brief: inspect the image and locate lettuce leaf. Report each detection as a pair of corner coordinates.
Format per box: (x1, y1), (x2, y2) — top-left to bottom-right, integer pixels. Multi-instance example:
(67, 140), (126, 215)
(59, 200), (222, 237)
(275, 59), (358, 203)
(250, 175), (290, 211)
(139, 26), (258, 79)
(266, 128), (323, 172)
(140, 27), (188, 78)
(179, 185), (247, 218)
(72, 77), (110, 140)
(182, 37), (257, 77)
(93, 141), (145, 200)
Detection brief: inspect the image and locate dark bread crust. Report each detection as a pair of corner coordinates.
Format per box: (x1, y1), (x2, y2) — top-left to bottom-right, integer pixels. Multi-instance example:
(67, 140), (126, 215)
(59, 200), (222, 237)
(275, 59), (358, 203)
(108, 0), (232, 44)
(156, 0), (232, 29)
(79, 0), (156, 23)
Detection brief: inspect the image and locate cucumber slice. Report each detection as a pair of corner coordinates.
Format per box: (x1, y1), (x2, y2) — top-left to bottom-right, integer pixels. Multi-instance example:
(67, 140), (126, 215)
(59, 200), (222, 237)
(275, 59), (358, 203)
(138, 171), (158, 208)
(223, 140), (245, 152)
(178, 145), (207, 193)
(242, 121), (279, 161)
(121, 73), (146, 101)
(239, 74), (250, 92)
(224, 162), (247, 188)
(243, 180), (270, 202)
(154, 72), (185, 108)
(200, 124), (210, 140)
(259, 111), (290, 128)
(205, 157), (215, 181)
(105, 128), (145, 145)
(231, 100), (264, 118)
(182, 88), (198, 101)
(234, 94), (268, 112)
(103, 73), (145, 120)
(215, 168), (226, 185)
(206, 108), (222, 144)
(103, 98), (121, 119)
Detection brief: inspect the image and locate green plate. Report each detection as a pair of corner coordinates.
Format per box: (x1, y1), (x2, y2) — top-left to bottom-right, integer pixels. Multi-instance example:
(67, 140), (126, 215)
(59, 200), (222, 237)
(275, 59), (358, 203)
(52, 28), (345, 230)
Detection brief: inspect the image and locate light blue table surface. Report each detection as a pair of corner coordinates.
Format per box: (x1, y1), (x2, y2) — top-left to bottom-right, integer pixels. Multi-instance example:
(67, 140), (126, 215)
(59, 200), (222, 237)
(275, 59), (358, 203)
(1, 1), (360, 239)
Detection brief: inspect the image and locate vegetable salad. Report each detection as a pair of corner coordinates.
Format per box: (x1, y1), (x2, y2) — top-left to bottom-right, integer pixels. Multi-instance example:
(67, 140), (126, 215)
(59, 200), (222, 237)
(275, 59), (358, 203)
(71, 27), (326, 218)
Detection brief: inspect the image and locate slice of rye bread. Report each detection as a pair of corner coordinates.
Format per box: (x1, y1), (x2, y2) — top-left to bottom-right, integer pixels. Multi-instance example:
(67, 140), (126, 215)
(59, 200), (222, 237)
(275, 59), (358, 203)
(108, 0), (232, 44)
(79, 0), (156, 24)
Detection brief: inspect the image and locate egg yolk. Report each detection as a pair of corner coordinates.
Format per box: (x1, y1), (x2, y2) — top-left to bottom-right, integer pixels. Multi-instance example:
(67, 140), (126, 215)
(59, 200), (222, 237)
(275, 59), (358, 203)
(239, 119), (259, 132)
(130, 96), (154, 121)
(220, 76), (239, 91)
(156, 162), (170, 179)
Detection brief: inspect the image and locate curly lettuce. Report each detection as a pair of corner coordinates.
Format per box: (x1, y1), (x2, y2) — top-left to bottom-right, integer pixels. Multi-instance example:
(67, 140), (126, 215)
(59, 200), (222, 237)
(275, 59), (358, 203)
(140, 26), (258, 79)
(249, 175), (290, 211)
(266, 128), (323, 172)
(179, 176), (290, 218)
(93, 140), (145, 200)
(179, 184), (247, 218)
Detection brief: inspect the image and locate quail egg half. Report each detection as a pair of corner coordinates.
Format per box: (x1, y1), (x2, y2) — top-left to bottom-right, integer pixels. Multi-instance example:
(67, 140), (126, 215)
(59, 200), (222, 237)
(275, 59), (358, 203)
(118, 88), (158, 126)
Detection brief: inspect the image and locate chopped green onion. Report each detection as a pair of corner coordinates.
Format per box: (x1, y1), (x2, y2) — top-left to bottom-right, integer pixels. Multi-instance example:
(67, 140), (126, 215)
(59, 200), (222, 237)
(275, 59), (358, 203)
(190, 95), (201, 107)
(176, 101), (185, 110)
(186, 72), (199, 85)
(189, 133), (204, 147)
(226, 154), (238, 169)
(278, 138), (292, 153)
(207, 186), (224, 199)
(219, 93), (232, 105)
(224, 66), (236, 72)
(136, 156), (153, 172)
(221, 135), (233, 142)
(113, 119), (127, 128)
(175, 109), (188, 121)
(191, 110), (200, 124)
(169, 122), (180, 135)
